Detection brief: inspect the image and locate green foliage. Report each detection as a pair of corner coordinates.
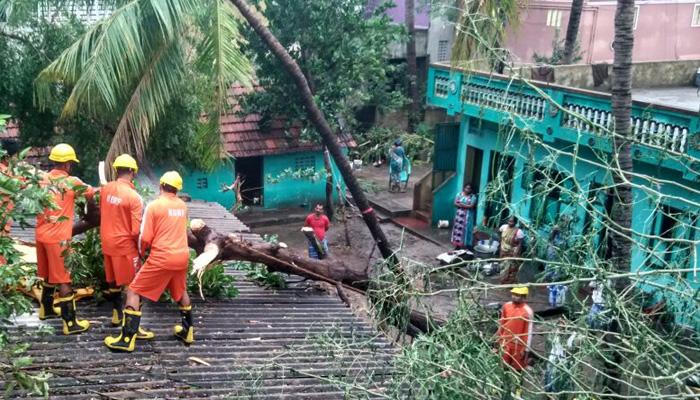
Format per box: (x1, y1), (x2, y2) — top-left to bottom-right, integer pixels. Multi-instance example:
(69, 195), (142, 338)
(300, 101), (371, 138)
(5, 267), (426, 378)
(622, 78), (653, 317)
(265, 167), (323, 185)
(230, 261), (286, 289)
(240, 0), (405, 140)
(187, 259), (239, 299)
(352, 124), (434, 164)
(0, 114), (55, 397)
(533, 29), (583, 65)
(64, 229), (106, 294)
(0, 343), (51, 398)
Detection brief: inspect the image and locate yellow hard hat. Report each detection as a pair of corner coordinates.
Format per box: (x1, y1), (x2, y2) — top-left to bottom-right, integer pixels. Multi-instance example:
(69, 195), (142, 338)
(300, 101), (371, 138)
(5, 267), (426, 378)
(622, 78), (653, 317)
(49, 143), (79, 163)
(511, 287), (529, 296)
(160, 171), (183, 191)
(112, 154), (138, 172)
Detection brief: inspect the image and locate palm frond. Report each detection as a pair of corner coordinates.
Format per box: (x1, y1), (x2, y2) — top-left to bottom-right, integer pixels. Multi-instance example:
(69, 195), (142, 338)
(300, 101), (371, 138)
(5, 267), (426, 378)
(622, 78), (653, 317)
(35, 0), (197, 118)
(105, 35), (186, 169)
(197, 0), (252, 112)
(451, 0), (520, 68)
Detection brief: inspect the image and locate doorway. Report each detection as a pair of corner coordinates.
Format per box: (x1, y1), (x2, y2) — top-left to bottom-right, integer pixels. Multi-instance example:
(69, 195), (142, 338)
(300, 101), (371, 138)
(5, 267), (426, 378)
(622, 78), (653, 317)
(235, 156), (264, 206)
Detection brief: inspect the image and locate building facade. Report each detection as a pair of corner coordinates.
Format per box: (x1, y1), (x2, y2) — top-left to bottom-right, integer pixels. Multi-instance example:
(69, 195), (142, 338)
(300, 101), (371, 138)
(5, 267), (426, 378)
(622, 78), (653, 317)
(426, 64), (700, 329)
(506, 0), (700, 64)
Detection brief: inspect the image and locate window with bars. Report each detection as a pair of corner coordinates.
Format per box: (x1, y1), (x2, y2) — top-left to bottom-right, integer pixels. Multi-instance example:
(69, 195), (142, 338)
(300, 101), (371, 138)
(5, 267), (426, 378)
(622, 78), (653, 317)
(647, 206), (699, 268)
(437, 40), (449, 62)
(196, 177), (208, 189)
(295, 155), (316, 171)
(546, 9), (562, 28)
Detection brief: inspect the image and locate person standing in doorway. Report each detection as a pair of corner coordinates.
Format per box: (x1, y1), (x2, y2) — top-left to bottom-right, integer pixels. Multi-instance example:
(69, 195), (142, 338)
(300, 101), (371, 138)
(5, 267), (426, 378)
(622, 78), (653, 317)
(499, 217), (525, 284)
(450, 183), (477, 250)
(304, 202), (330, 259)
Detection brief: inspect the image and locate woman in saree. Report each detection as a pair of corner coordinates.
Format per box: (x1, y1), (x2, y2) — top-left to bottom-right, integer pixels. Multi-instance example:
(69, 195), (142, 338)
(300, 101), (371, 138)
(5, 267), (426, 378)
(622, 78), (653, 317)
(450, 184), (477, 249)
(499, 216), (525, 284)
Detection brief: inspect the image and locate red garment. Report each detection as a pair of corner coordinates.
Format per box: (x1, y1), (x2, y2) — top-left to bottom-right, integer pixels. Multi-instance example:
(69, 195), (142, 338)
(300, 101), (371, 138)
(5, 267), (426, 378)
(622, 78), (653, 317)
(36, 241), (71, 284)
(36, 169), (95, 244)
(129, 264), (186, 302)
(496, 301), (534, 371)
(304, 213), (330, 241)
(100, 178), (143, 256)
(104, 253), (140, 286)
(138, 192), (189, 270)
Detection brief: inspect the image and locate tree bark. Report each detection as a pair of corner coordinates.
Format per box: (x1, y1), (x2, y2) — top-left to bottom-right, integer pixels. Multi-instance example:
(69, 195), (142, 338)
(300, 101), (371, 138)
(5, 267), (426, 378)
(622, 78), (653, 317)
(405, 0), (420, 132)
(606, 0), (636, 396)
(562, 0), (584, 65)
(323, 147), (334, 221)
(228, 0), (397, 264)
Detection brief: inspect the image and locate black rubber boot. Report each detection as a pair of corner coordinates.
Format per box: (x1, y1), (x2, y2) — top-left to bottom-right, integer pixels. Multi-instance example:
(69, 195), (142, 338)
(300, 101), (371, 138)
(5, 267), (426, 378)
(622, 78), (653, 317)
(173, 305), (194, 345)
(38, 283), (60, 320)
(105, 288), (123, 326)
(104, 309), (141, 352)
(57, 295), (90, 335)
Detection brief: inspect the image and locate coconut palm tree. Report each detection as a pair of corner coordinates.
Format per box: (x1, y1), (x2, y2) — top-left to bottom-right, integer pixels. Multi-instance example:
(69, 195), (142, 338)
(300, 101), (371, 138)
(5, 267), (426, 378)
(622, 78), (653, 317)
(36, 0), (398, 261)
(562, 0), (585, 64)
(34, 0), (253, 172)
(406, 0), (419, 132)
(605, 0), (635, 396)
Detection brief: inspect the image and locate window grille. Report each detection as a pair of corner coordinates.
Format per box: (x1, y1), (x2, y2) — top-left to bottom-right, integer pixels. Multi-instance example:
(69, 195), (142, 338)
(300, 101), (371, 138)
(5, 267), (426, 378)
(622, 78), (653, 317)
(437, 40), (449, 62)
(295, 155), (316, 171)
(196, 177), (208, 189)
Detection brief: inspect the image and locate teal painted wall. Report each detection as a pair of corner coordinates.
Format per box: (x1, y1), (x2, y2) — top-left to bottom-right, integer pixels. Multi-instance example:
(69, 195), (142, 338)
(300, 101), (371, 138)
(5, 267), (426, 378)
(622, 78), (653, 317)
(432, 116), (700, 329)
(262, 151), (345, 210)
(154, 164), (236, 209)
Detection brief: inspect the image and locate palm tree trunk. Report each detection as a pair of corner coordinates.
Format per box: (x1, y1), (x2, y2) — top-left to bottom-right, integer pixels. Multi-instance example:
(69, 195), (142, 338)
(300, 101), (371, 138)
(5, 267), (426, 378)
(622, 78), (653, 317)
(323, 147), (334, 221)
(229, 0), (397, 262)
(406, 0), (420, 132)
(562, 0), (584, 64)
(605, 0), (636, 396)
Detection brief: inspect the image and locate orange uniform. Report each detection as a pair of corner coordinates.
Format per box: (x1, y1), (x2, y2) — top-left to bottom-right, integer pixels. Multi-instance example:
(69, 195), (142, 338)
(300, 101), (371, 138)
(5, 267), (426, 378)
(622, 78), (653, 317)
(130, 192), (189, 302)
(100, 178), (143, 286)
(35, 169), (94, 284)
(496, 301), (534, 371)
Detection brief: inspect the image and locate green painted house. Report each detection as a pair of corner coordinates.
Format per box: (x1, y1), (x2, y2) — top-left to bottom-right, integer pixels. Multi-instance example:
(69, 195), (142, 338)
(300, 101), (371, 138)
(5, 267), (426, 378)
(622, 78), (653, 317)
(175, 85), (353, 210)
(426, 64), (700, 329)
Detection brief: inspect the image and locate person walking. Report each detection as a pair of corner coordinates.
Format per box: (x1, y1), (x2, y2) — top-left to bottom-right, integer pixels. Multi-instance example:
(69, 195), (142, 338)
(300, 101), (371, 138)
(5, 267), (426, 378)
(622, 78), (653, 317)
(36, 144), (95, 333)
(104, 171), (194, 352)
(303, 202), (330, 259)
(496, 287), (534, 371)
(99, 154), (153, 340)
(499, 217), (525, 284)
(450, 183), (477, 250)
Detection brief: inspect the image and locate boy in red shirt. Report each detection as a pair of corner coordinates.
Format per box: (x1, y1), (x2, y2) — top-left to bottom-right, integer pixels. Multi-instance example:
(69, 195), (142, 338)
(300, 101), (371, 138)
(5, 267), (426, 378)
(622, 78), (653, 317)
(304, 202), (330, 259)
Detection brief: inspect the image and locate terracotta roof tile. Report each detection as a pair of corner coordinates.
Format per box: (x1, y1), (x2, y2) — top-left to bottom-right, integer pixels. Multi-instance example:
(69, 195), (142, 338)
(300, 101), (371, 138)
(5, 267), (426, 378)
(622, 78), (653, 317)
(221, 84), (356, 158)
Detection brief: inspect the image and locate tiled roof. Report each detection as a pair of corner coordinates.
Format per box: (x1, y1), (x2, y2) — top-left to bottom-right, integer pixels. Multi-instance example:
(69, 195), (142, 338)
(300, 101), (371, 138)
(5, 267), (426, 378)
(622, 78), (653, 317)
(222, 84), (356, 158)
(0, 120), (51, 167)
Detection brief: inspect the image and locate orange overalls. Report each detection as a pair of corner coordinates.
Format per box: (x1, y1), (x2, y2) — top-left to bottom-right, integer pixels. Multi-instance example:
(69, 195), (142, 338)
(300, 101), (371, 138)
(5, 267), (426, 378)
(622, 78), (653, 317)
(35, 169), (94, 284)
(100, 178), (143, 286)
(129, 192), (189, 302)
(496, 301), (534, 371)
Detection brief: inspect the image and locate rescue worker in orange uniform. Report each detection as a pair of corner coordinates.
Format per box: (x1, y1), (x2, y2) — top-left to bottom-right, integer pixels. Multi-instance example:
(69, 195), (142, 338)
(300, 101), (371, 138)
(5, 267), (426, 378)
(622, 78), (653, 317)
(0, 139), (21, 266)
(36, 144), (95, 334)
(105, 171), (194, 352)
(496, 287), (534, 371)
(99, 154), (153, 340)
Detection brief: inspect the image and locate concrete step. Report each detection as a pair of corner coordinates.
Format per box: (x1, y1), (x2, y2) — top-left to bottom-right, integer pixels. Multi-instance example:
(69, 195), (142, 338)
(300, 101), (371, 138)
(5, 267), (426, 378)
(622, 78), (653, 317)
(413, 209), (431, 223)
